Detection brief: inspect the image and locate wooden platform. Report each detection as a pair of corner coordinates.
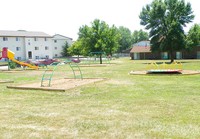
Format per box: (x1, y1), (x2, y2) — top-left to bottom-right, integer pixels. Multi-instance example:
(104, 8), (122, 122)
(129, 70), (200, 75)
(147, 69), (182, 74)
(7, 78), (107, 92)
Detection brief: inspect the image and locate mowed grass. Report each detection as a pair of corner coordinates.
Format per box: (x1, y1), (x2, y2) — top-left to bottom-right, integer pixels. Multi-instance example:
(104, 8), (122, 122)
(1, 58), (200, 138)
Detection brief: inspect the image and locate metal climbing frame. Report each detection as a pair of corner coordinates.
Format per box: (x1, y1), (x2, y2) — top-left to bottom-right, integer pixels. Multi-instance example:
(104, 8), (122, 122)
(69, 62), (83, 79)
(41, 63), (59, 87)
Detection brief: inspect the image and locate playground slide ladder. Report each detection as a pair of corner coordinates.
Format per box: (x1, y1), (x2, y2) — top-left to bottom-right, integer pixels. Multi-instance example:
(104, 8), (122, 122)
(69, 62), (83, 79)
(41, 64), (59, 87)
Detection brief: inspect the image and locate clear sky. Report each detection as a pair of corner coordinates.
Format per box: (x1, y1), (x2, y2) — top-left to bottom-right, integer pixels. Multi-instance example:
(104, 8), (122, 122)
(0, 0), (199, 40)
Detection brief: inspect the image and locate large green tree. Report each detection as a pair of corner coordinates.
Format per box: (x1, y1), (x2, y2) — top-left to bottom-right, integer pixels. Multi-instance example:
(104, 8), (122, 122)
(140, 0), (194, 62)
(132, 29), (149, 44)
(78, 19), (120, 64)
(186, 24), (200, 50)
(117, 26), (132, 52)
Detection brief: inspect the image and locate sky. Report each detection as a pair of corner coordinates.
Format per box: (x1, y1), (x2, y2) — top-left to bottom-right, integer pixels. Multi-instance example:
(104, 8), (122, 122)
(0, 0), (199, 40)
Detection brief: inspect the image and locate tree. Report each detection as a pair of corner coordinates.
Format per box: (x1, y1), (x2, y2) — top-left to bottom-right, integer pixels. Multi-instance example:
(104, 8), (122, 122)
(78, 19), (120, 64)
(139, 0), (194, 62)
(104, 25), (121, 55)
(132, 29), (149, 44)
(68, 40), (83, 59)
(61, 41), (70, 57)
(186, 24), (200, 50)
(117, 26), (132, 52)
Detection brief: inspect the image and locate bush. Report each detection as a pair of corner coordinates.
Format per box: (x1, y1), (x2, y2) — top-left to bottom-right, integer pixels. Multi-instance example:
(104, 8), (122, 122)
(8, 61), (17, 69)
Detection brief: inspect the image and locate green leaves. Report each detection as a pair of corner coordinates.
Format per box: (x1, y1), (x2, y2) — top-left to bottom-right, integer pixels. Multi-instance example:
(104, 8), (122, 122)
(77, 19), (120, 56)
(61, 42), (70, 57)
(140, 0), (194, 62)
(132, 30), (149, 44)
(186, 24), (200, 49)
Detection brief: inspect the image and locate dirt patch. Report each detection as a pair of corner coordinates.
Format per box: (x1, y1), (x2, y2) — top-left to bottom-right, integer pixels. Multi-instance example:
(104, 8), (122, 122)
(0, 80), (14, 83)
(130, 70), (200, 75)
(7, 78), (106, 92)
(79, 64), (111, 67)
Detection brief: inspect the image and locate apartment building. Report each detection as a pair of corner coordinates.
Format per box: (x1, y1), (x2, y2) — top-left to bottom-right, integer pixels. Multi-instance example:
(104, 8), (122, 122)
(0, 30), (73, 61)
(52, 34), (73, 58)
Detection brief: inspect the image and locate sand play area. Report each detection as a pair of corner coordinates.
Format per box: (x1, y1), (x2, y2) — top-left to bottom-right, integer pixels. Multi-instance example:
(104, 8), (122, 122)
(7, 78), (106, 92)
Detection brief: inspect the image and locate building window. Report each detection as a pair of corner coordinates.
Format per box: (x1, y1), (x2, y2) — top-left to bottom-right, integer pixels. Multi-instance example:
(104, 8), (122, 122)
(197, 51), (200, 59)
(176, 52), (182, 59)
(16, 47), (21, 51)
(55, 54), (58, 57)
(3, 37), (8, 41)
(45, 46), (49, 50)
(46, 55), (49, 59)
(161, 52), (168, 59)
(28, 42), (31, 45)
(134, 53), (140, 60)
(35, 47), (39, 50)
(16, 37), (20, 41)
(55, 47), (57, 50)
(35, 56), (39, 59)
(34, 37), (38, 41)
(17, 57), (21, 60)
(54, 40), (57, 43)
(44, 38), (47, 41)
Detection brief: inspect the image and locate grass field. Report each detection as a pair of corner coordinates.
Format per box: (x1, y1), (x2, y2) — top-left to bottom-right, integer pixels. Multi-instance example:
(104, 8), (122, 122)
(1, 58), (200, 138)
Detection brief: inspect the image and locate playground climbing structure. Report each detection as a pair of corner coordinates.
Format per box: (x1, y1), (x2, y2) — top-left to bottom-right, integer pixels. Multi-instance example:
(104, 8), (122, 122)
(146, 61), (183, 74)
(69, 62), (83, 79)
(41, 63), (60, 87)
(41, 61), (83, 87)
(0, 47), (38, 69)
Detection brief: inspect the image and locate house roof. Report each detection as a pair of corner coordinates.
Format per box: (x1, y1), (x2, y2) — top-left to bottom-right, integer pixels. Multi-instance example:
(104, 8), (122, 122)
(132, 40), (150, 47)
(130, 46), (151, 53)
(0, 30), (52, 37)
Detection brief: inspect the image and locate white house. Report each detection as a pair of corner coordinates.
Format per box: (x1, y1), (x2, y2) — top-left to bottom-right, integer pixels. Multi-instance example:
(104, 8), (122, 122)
(0, 30), (72, 61)
(132, 40), (150, 47)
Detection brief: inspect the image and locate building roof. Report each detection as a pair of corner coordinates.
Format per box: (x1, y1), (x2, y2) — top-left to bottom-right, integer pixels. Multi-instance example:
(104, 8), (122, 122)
(132, 40), (150, 47)
(130, 46), (151, 53)
(0, 30), (52, 37)
(52, 34), (73, 40)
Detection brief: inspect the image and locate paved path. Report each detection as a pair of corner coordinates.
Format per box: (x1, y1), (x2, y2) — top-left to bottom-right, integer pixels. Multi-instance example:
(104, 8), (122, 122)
(0, 66), (8, 70)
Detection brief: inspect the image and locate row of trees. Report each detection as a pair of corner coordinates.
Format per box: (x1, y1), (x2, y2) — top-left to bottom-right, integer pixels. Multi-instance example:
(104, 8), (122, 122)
(118, 27), (148, 52)
(62, 19), (149, 63)
(63, 0), (200, 63)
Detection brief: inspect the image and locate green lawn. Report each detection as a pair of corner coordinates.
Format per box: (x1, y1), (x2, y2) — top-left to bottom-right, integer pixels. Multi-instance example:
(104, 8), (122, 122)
(1, 58), (200, 138)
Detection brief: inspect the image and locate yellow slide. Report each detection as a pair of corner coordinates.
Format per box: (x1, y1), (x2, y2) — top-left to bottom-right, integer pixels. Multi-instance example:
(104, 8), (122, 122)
(7, 49), (38, 70)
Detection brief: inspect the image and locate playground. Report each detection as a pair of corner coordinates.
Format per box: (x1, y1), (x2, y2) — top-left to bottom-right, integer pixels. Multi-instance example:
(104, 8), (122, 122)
(1, 58), (200, 138)
(0, 48), (110, 92)
(1, 61), (107, 91)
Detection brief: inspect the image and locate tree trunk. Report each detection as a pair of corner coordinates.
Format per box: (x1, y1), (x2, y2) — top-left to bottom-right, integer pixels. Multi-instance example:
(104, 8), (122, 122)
(100, 54), (102, 64)
(170, 51), (174, 63)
